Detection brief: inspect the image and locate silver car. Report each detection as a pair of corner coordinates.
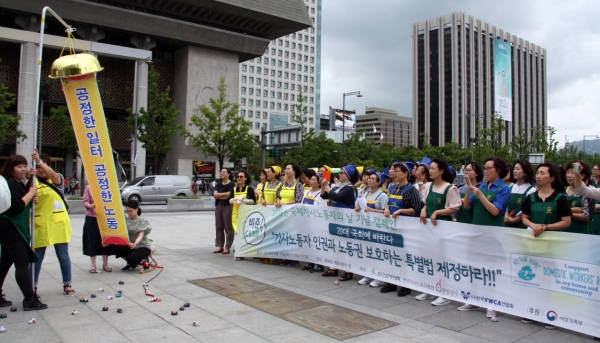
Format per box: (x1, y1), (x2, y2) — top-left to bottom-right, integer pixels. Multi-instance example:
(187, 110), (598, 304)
(120, 175), (193, 203)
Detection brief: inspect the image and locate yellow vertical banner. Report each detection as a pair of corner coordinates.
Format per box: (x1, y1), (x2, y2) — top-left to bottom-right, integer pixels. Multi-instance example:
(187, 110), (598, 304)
(61, 72), (129, 245)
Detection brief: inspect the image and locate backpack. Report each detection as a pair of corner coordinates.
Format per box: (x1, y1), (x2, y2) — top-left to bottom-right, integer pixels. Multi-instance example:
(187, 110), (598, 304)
(0, 176), (10, 214)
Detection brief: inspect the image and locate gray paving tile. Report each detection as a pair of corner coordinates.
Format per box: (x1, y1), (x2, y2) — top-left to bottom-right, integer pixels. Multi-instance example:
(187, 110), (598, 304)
(344, 330), (414, 343)
(0, 319), (62, 343)
(513, 324), (596, 343)
(418, 305), (489, 331)
(460, 315), (543, 343)
(56, 321), (132, 343)
(121, 323), (200, 343)
(381, 301), (451, 320)
(194, 327), (270, 343)
(347, 293), (407, 309)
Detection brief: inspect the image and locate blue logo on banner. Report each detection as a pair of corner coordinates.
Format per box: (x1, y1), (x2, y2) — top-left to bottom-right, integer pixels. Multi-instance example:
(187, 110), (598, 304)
(518, 266), (536, 281)
(547, 311), (557, 321)
(328, 224), (404, 248)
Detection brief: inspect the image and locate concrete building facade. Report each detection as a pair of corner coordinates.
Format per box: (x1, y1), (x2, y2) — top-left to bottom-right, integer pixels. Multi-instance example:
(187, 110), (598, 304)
(412, 12), (547, 148)
(356, 108), (412, 147)
(238, 0), (321, 137)
(0, 0), (311, 177)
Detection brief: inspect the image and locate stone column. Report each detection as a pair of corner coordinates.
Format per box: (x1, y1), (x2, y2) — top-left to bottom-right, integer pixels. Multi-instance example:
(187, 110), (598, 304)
(130, 36), (155, 178)
(16, 42), (38, 157)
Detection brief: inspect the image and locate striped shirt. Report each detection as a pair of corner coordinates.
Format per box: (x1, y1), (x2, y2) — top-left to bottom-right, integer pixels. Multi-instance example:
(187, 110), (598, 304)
(391, 183), (423, 214)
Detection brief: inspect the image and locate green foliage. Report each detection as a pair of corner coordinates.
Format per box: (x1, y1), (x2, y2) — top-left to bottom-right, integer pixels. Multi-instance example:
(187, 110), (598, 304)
(0, 64), (26, 151)
(185, 78), (258, 172)
(126, 66), (184, 172)
(281, 130), (340, 167)
(50, 106), (78, 155)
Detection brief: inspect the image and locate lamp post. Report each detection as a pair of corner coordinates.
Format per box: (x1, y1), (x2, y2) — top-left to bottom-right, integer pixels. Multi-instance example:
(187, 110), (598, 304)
(341, 91), (362, 166)
(583, 135), (598, 157)
(132, 57), (153, 180)
(464, 113), (483, 164)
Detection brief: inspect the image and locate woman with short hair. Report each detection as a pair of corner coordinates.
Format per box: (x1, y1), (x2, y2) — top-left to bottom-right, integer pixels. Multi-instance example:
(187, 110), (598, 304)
(231, 170), (256, 261)
(564, 161), (594, 234)
(504, 159), (536, 228)
(213, 168), (235, 255)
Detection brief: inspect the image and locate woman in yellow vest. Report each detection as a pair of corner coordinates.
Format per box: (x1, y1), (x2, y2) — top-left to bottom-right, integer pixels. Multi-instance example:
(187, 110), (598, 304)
(255, 169), (267, 204)
(31, 151), (75, 296)
(231, 170), (256, 261)
(275, 162), (304, 267)
(260, 166), (281, 264)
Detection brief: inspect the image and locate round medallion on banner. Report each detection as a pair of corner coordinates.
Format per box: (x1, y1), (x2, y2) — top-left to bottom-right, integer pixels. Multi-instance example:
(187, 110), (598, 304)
(243, 211), (266, 245)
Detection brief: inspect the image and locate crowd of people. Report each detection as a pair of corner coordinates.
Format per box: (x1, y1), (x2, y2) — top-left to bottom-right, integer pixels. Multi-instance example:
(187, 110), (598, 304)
(0, 152), (152, 312)
(211, 157), (600, 330)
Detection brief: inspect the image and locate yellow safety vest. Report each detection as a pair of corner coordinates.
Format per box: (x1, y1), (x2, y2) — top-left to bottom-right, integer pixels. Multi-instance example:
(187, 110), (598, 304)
(34, 178), (72, 248)
(262, 181), (280, 205)
(256, 183), (264, 203)
(232, 185), (248, 233)
(278, 181), (298, 204)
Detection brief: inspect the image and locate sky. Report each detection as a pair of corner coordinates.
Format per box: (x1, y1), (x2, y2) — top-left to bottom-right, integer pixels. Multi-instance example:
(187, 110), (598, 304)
(319, 0), (600, 147)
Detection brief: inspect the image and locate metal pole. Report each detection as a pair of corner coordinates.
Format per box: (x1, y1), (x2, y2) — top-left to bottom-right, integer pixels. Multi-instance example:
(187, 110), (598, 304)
(38, 99), (44, 154)
(341, 95), (345, 166)
(133, 62), (139, 180)
(260, 128), (266, 169)
(32, 6), (72, 291)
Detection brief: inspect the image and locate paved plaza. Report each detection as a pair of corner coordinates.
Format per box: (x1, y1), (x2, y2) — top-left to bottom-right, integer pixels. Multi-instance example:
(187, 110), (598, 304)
(0, 211), (595, 342)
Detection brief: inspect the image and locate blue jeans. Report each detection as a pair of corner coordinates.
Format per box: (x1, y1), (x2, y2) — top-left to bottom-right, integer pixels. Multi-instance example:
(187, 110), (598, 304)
(33, 243), (72, 285)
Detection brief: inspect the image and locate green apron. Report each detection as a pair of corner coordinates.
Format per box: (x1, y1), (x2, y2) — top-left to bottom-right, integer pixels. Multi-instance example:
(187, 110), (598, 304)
(457, 193), (473, 223)
(506, 185), (533, 229)
(590, 182), (600, 235)
(528, 193), (560, 226)
(472, 183), (506, 227)
(1, 204), (38, 262)
(425, 183), (454, 221)
(564, 188), (590, 234)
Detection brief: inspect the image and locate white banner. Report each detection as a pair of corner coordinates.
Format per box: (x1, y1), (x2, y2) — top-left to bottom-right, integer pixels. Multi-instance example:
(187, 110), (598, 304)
(236, 204), (600, 337)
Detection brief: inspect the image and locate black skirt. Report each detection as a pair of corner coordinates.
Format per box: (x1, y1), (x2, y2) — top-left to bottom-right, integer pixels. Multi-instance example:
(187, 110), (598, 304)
(82, 215), (117, 256)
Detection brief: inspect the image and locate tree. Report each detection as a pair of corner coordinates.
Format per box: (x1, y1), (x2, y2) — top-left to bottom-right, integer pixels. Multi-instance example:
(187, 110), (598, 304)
(49, 106), (78, 156)
(126, 66), (184, 173)
(281, 130), (340, 168)
(289, 89), (309, 165)
(186, 78), (256, 172)
(0, 59), (26, 152)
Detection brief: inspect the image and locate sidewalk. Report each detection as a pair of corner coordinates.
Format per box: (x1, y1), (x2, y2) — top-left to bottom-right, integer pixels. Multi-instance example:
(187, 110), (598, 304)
(1, 212), (594, 342)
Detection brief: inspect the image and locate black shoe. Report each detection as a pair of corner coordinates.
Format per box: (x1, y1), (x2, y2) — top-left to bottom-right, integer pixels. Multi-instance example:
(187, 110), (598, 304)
(23, 295), (48, 311)
(313, 265), (324, 272)
(380, 283), (397, 293)
(397, 287), (412, 297)
(286, 261), (299, 267)
(302, 263), (315, 270)
(121, 265), (133, 271)
(0, 293), (12, 307)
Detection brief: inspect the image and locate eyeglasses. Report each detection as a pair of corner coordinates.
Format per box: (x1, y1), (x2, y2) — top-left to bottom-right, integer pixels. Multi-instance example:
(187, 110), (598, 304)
(484, 167), (496, 171)
(464, 169), (473, 172)
(237, 176), (244, 179)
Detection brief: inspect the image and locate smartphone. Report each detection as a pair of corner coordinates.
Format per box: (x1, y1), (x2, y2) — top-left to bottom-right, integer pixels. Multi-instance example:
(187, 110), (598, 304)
(464, 176), (472, 187)
(574, 164), (580, 173)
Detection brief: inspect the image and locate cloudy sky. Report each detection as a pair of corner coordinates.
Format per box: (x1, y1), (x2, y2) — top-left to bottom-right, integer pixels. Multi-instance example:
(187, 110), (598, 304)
(319, 0), (600, 146)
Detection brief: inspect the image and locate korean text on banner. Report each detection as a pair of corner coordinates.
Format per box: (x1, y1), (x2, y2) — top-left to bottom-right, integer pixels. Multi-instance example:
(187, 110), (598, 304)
(62, 73), (129, 245)
(236, 204), (600, 337)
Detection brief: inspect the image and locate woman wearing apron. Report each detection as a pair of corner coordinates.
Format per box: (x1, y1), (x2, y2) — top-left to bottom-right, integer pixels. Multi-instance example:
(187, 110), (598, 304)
(276, 162), (304, 267)
(260, 166), (282, 264)
(381, 162), (422, 294)
(504, 160), (536, 228)
(521, 163), (572, 329)
(231, 170), (256, 261)
(459, 157), (511, 317)
(564, 161), (594, 234)
(320, 165), (359, 280)
(0, 155), (47, 310)
(301, 170), (328, 272)
(457, 161), (483, 224)
(255, 169), (267, 205)
(416, 158), (461, 305)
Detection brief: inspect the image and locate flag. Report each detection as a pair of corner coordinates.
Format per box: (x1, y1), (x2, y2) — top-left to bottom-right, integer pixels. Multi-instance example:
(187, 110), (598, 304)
(380, 133), (384, 140)
(373, 124), (377, 133)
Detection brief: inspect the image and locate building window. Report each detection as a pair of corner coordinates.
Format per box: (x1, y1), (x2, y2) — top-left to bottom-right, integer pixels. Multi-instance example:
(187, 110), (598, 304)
(240, 109), (246, 116)
(311, 7), (315, 14)
(304, 76), (308, 82)
(310, 67), (314, 73)
(309, 97), (314, 103)
(309, 107), (313, 114)
(248, 110), (253, 117)
(271, 48), (276, 55)
(271, 59), (275, 66)
(277, 92), (282, 99)
(256, 77), (261, 85)
(284, 104), (288, 110)
(298, 34), (302, 40)
(263, 79), (268, 86)
(263, 122), (267, 129)
(270, 102), (275, 109)
(309, 118), (313, 124)
(241, 98), (246, 105)
(291, 94), (295, 101)
(298, 44), (302, 50)
(248, 88), (253, 95)
(311, 27), (314, 33)
(292, 52), (296, 59)
(249, 66), (254, 73)
(278, 50), (282, 56)
(263, 101), (268, 108)
(291, 84), (295, 91)
(256, 57), (261, 63)
(255, 122), (260, 129)
(310, 47), (314, 53)
(277, 71), (282, 77)
(309, 87), (314, 93)
(285, 62), (289, 68)
(271, 69), (275, 76)
(277, 81), (282, 88)
(303, 85), (308, 92)
(249, 77), (254, 84)
(256, 88), (261, 97)
(270, 91), (275, 98)
(291, 63), (296, 70)
(264, 68), (268, 75)
(248, 99), (253, 106)
(310, 77), (314, 83)
(263, 90), (268, 97)
(278, 60), (282, 67)
(285, 41), (289, 47)
(256, 67), (261, 74)
(264, 58), (269, 64)
(278, 39), (283, 46)
(304, 46), (308, 52)
(310, 57), (314, 63)
(304, 66), (308, 72)
(292, 43), (296, 49)
(311, 37), (314, 43)
(284, 82), (289, 89)
(241, 87), (246, 94)
(277, 103), (282, 110)
(285, 51), (289, 58)
(271, 80), (275, 87)
(304, 55), (308, 62)
(304, 35), (308, 42)
(242, 64), (247, 71)
(292, 33), (296, 39)
(263, 112), (268, 119)
(256, 111), (260, 118)
(241, 76), (246, 83)
(284, 72), (289, 79)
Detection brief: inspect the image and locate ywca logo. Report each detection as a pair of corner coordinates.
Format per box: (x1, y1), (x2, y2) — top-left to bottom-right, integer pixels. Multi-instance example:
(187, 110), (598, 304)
(461, 291), (471, 300)
(547, 311), (557, 322)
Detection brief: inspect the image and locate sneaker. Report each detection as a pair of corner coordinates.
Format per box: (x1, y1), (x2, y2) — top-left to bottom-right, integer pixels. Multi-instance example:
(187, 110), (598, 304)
(486, 309), (497, 318)
(0, 293), (12, 308)
(415, 293), (435, 301)
(369, 280), (385, 287)
(545, 324), (557, 330)
(431, 297), (451, 306)
(380, 283), (397, 293)
(358, 277), (373, 285)
(301, 263), (315, 270)
(397, 287), (411, 297)
(313, 265), (324, 272)
(521, 318), (534, 324)
(23, 295), (48, 311)
(457, 304), (479, 311)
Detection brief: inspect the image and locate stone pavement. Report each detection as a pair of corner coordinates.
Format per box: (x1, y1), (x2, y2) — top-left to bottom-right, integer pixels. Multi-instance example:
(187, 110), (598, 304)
(1, 212), (595, 342)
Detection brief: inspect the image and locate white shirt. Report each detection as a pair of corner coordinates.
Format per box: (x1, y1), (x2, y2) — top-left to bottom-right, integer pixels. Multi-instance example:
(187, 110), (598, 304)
(302, 189), (328, 206)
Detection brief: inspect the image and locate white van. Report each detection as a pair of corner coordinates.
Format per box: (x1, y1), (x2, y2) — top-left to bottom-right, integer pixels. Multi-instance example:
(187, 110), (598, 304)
(120, 175), (192, 203)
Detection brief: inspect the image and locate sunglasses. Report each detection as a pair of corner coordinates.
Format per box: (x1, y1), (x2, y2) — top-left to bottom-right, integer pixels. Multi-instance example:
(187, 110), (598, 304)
(237, 175), (245, 178)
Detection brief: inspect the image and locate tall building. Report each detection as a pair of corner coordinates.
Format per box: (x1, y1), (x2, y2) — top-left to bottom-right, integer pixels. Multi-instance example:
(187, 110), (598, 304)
(239, 0), (321, 136)
(356, 108), (412, 147)
(412, 12), (547, 148)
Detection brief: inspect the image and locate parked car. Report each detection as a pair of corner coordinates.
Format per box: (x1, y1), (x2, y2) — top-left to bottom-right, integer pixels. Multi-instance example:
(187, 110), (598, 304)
(120, 175), (193, 203)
